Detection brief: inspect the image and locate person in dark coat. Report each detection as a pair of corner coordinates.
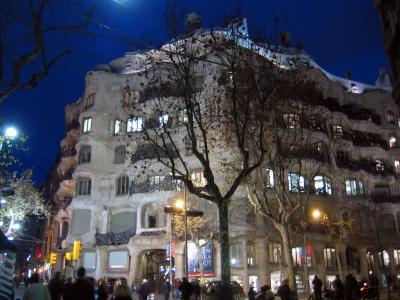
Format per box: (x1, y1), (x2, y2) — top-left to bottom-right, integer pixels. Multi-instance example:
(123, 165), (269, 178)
(277, 280), (293, 300)
(312, 275), (323, 300)
(178, 277), (193, 300)
(48, 272), (63, 300)
(191, 279), (201, 300)
(163, 278), (171, 300)
(248, 286), (256, 300)
(62, 278), (74, 300)
(344, 273), (358, 300)
(332, 275), (344, 300)
(96, 279), (109, 300)
(138, 279), (150, 300)
(71, 267), (95, 300)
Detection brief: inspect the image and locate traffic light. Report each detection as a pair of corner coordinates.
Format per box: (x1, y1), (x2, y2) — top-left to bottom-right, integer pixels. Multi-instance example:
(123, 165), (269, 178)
(72, 240), (81, 260)
(50, 252), (57, 265)
(65, 252), (72, 261)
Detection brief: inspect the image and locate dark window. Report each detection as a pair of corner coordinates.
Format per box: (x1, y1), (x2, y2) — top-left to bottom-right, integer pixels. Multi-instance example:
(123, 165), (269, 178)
(148, 216), (157, 228)
(116, 176), (129, 196)
(61, 221), (69, 240)
(84, 93), (95, 109)
(387, 110), (396, 124)
(79, 145), (91, 164)
(114, 146), (126, 164)
(76, 177), (91, 196)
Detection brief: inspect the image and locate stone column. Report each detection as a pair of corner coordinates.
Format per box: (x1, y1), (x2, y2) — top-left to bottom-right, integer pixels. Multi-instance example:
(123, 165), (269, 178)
(100, 207), (109, 234)
(242, 239), (249, 293)
(95, 249), (102, 279)
(136, 206), (143, 234)
(128, 249), (140, 285)
(214, 242), (221, 280)
(358, 247), (369, 280)
(256, 238), (268, 286)
(338, 244), (348, 280)
(313, 244), (326, 282)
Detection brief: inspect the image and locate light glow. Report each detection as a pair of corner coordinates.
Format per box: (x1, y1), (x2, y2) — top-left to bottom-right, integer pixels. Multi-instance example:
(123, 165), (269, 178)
(4, 127), (18, 139)
(175, 199), (184, 210)
(311, 209), (321, 220)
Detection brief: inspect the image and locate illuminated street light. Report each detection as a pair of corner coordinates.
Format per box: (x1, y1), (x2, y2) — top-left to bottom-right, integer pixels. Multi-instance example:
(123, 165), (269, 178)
(12, 223), (21, 230)
(312, 209), (322, 220)
(0, 198), (6, 204)
(4, 127), (18, 139)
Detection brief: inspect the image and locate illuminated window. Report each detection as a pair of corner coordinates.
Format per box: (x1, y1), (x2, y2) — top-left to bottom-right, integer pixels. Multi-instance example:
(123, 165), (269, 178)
(378, 250), (390, 267)
(127, 117), (143, 132)
(159, 114), (169, 127)
(375, 160), (385, 172)
(314, 176), (332, 195)
(268, 243), (281, 264)
(292, 247), (304, 267)
(230, 244), (243, 266)
(332, 125), (343, 139)
(283, 114), (300, 129)
(387, 111), (396, 124)
(394, 160), (400, 173)
(288, 173), (305, 192)
(324, 248), (337, 269)
(345, 179), (364, 196)
(266, 168), (274, 188)
(393, 249), (400, 266)
(82, 117), (92, 133)
(389, 136), (397, 148)
(149, 175), (165, 191)
(191, 171), (206, 186)
(113, 119), (121, 135)
(247, 242), (256, 267)
(178, 109), (188, 123)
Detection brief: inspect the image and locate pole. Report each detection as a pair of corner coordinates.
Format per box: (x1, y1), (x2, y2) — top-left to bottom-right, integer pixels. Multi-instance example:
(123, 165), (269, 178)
(184, 185), (188, 279)
(169, 213), (173, 300)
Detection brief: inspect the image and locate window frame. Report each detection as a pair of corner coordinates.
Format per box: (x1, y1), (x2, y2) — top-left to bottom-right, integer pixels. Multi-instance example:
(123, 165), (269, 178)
(345, 179), (364, 196)
(82, 117), (92, 133)
(127, 116), (143, 133)
(323, 248), (337, 270)
(78, 145), (91, 164)
(76, 177), (92, 196)
(288, 173), (306, 193)
(332, 125), (343, 139)
(313, 175), (332, 195)
(116, 175), (129, 196)
(230, 243), (244, 267)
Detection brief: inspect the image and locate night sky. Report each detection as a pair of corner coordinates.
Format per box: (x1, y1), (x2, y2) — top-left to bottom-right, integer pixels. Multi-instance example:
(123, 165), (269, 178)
(0, 0), (388, 183)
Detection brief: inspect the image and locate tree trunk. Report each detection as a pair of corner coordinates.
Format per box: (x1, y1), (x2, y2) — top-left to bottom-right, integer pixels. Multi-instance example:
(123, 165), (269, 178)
(218, 200), (231, 285)
(278, 223), (297, 294)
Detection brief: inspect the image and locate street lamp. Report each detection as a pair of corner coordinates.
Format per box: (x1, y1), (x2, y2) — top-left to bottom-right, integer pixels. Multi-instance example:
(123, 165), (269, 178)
(311, 209), (321, 221)
(0, 126), (18, 150)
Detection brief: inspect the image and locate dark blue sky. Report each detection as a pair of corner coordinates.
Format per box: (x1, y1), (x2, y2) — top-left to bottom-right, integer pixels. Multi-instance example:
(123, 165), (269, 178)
(0, 0), (388, 183)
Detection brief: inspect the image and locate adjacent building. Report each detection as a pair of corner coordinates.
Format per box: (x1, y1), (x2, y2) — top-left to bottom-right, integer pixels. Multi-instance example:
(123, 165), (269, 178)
(45, 19), (400, 295)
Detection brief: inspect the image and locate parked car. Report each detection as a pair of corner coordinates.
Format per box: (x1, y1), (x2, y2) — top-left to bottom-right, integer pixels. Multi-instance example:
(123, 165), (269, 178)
(202, 280), (245, 300)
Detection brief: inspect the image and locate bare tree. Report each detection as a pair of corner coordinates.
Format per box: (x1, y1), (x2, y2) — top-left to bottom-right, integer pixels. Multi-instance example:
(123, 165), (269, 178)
(121, 17), (294, 284)
(0, 0), (95, 104)
(247, 82), (336, 292)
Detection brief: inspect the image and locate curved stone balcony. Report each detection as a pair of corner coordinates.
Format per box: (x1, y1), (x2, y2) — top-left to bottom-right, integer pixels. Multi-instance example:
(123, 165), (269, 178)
(95, 228), (136, 246)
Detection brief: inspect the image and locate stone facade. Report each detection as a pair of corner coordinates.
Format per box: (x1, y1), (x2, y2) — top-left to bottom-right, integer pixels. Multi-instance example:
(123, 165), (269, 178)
(45, 20), (400, 295)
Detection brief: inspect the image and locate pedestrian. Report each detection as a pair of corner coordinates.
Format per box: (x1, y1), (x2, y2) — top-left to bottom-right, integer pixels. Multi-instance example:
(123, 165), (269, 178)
(62, 278), (74, 300)
(277, 280), (292, 300)
(174, 278), (182, 298)
(248, 286), (256, 300)
(312, 275), (323, 300)
(22, 273), (51, 300)
(344, 273), (358, 300)
(114, 278), (132, 300)
(138, 279), (150, 300)
(179, 277), (193, 300)
(48, 271), (63, 300)
(97, 279), (109, 300)
(256, 285), (274, 300)
(163, 278), (172, 300)
(191, 279), (201, 300)
(71, 266), (95, 300)
(332, 275), (344, 300)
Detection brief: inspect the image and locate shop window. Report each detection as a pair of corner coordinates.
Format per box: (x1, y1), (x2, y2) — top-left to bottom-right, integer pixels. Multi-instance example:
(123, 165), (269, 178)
(83, 251), (96, 271)
(108, 250), (129, 271)
(116, 176), (129, 196)
(230, 244), (244, 267)
(345, 179), (364, 196)
(79, 145), (91, 164)
(314, 176), (332, 195)
(127, 117), (143, 132)
(82, 117), (92, 133)
(76, 177), (91, 196)
(288, 173), (305, 192)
